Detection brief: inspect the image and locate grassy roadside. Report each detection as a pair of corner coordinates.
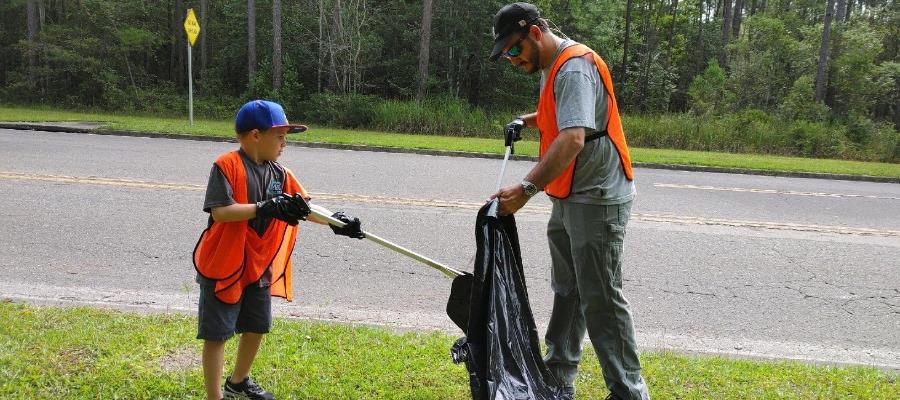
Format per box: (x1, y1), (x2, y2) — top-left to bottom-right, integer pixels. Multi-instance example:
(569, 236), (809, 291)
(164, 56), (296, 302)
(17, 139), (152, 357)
(2, 106), (899, 178)
(1, 302), (897, 399)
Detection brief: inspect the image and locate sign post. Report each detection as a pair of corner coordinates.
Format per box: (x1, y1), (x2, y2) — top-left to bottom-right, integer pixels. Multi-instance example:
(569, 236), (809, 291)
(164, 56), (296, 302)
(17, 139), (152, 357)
(183, 9), (201, 126)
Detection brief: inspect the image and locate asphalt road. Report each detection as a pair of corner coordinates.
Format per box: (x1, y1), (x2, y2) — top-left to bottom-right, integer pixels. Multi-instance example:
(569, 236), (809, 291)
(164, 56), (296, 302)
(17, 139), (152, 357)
(1, 128), (898, 368)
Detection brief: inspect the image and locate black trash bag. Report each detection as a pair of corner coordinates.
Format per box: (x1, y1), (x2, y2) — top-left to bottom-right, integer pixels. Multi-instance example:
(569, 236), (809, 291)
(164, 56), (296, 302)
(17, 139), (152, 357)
(451, 201), (571, 400)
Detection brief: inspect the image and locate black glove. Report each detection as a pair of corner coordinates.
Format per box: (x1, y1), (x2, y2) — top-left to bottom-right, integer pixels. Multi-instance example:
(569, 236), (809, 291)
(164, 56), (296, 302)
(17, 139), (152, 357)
(330, 211), (365, 239)
(256, 193), (305, 226)
(288, 193), (311, 221)
(504, 117), (525, 153)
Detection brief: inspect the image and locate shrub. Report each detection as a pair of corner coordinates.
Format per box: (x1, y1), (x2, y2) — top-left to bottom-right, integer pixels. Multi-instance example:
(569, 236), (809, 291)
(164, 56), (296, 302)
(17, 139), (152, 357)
(373, 97), (496, 137)
(299, 92), (377, 128)
(789, 120), (845, 159)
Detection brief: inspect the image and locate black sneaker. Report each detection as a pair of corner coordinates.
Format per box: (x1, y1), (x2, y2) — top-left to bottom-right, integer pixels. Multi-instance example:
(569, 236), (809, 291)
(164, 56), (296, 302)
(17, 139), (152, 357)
(223, 376), (275, 400)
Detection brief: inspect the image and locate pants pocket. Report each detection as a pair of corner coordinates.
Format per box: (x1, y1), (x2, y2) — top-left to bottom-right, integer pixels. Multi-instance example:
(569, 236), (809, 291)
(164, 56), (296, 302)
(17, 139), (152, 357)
(606, 223), (626, 287)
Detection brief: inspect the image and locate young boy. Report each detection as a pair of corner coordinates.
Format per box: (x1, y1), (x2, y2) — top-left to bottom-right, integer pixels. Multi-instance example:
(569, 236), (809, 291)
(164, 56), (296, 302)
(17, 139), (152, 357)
(193, 100), (364, 400)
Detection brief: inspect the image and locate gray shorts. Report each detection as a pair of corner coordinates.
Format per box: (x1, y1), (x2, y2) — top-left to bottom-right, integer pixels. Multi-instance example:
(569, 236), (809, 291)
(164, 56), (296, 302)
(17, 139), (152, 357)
(197, 280), (272, 341)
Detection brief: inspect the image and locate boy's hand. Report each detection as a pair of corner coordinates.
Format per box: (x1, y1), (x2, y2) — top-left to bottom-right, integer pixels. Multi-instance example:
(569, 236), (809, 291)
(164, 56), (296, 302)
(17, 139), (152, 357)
(288, 194), (311, 221)
(330, 212), (365, 239)
(256, 193), (305, 226)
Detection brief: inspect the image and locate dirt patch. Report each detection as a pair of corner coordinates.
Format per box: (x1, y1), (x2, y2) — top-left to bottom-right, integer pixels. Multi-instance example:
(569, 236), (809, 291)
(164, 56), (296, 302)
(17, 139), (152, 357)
(53, 346), (97, 376)
(158, 346), (200, 373)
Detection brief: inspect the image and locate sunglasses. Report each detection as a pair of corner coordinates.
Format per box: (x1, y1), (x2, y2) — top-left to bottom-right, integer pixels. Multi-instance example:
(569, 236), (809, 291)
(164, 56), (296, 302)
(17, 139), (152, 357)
(504, 36), (526, 58)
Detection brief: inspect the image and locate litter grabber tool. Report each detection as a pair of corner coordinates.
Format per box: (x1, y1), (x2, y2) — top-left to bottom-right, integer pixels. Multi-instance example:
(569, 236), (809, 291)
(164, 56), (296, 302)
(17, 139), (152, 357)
(296, 197), (474, 331)
(308, 203), (465, 278)
(496, 118), (524, 192)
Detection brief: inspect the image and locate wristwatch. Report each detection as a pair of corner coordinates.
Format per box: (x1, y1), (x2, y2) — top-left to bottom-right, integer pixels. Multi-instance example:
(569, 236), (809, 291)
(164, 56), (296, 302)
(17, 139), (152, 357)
(521, 180), (540, 197)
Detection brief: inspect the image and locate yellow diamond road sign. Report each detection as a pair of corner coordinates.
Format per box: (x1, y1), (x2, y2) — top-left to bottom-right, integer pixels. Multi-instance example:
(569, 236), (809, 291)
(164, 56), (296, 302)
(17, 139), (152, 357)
(184, 8), (200, 46)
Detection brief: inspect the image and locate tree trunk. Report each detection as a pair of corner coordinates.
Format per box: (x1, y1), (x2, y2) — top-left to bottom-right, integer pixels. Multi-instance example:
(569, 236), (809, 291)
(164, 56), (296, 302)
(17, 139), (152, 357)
(26, 0), (39, 84)
(750, 0), (757, 15)
(844, 0), (852, 22)
(814, 0), (835, 103)
(416, 0), (434, 102)
(665, 0), (679, 64)
(177, 0), (185, 88)
(38, 1), (45, 32)
(834, 0), (847, 23)
(620, 0), (634, 85)
(719, 0), (732, 65)
(696, 0), (705, 71)
(464, 4), (485, 105)
(330, 0), (343, 93)
(317, 0), (324, 92)
(200, 0), (208, 82)
(732, 0), (743, 38)
(171, 0), (185, 88)
(638, 0), (661, 111)
(248, 0), (257, 88)
(272, 0), (283, 90)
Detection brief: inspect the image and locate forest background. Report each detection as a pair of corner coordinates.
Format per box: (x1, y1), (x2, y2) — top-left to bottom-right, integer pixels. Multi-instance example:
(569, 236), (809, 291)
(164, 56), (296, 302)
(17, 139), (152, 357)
(1, 0), (898, 163)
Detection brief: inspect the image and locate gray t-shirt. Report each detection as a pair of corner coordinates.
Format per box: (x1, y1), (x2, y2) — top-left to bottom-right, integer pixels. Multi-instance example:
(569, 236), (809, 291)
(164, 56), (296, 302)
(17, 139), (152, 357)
(203, 149), (287, 235)
(199, 149), (287, 286)
(539, 40), (635, 205)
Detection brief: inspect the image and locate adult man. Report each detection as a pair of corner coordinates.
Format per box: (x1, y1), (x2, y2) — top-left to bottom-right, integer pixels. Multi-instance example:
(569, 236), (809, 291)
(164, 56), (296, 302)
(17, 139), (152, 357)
(489, 3), (650, 400)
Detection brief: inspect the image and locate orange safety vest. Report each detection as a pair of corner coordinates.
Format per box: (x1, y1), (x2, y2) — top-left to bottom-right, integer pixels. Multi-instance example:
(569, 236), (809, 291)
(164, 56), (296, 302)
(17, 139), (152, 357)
(192, 151), (309, 304)
(536, 43), (634, 199)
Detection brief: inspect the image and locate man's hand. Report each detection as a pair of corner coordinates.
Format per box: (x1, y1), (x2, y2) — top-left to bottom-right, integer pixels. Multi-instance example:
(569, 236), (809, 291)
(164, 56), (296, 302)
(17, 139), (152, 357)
(504, 118), (525, 148)
(330, 212), (365, 239)
(256, 193), (306, 226)
(491, 183), (529, 215)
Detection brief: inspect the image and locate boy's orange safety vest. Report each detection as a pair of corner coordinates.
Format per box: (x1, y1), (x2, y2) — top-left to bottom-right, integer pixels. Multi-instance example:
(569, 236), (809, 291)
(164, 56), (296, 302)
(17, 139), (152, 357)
(536, 43), (634, 199)
(192, 151), (308, 304)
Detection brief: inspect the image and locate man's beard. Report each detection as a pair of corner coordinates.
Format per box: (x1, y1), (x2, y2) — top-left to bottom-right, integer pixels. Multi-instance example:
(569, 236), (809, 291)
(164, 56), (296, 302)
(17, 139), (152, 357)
(521, 39), (540, 74)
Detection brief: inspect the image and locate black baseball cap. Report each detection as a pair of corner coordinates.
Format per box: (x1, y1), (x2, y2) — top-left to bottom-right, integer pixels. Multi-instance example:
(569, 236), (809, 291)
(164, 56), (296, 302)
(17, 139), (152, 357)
(489, 2), (541, 61)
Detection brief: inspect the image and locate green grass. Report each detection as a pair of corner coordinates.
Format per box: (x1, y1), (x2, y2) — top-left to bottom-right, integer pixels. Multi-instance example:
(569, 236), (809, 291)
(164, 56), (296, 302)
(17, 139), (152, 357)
(2, 106), (898, 178)
(1, 302), (897, 399)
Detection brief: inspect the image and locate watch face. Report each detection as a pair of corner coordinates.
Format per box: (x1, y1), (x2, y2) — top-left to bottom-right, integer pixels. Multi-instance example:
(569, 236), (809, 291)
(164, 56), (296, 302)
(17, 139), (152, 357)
(523, 183), (538, 196)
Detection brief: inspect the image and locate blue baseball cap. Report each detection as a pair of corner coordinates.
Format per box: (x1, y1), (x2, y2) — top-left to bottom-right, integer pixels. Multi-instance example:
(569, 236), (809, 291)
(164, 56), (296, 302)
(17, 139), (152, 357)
(235, 100), (308, 134)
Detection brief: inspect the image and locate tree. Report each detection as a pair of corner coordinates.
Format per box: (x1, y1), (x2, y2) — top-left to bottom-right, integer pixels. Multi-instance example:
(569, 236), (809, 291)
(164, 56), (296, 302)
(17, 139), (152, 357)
(720, 0), (733, 65)
(779, 75), (828, 122)
(273, 0), (283, 90)
(170, 0), (186, 87)
(835, 0), (847, 23)
(25, 0), (39, 84)
(248, 0), (257, 88)
(665, 0), (680, 65)
(689, 59), (734, 134)
(620, 0), (634, 84)
(732, 0), (743, 38)
(416, 0), (434, 102)
(815, 0), (836, 103)
(689, 59), (733, 117)
(200, 0), (208, 82)
(317, 0), (325, 92)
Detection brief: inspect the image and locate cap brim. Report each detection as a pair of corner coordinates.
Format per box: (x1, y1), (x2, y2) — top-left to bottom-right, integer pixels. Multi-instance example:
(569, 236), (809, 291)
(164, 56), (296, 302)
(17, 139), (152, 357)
(273, 124), (308, 133)
(489, 37), (508, 61)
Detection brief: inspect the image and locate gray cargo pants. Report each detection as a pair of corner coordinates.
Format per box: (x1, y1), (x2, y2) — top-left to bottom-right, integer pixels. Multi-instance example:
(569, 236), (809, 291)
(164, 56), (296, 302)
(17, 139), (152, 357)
(543, 200), (650, 400)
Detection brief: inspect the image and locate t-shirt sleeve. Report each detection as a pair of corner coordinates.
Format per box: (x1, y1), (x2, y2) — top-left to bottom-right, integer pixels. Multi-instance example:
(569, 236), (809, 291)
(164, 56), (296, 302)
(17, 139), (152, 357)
(554, 57), (607, 132)
(203, 164), (236, 213)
